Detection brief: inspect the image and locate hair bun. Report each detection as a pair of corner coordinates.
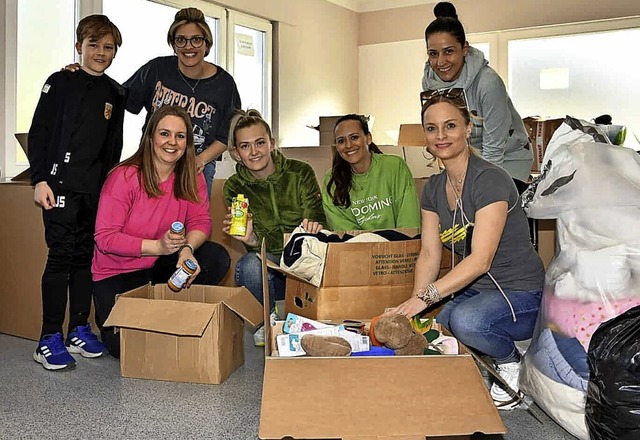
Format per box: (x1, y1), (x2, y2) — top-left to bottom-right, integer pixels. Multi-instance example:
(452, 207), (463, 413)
(175, 7), (205, 22)
(433, 2), (458, 20)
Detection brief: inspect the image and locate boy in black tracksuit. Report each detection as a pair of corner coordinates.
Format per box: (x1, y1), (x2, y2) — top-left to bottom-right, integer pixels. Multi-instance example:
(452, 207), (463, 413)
(28, 15), (126, 371)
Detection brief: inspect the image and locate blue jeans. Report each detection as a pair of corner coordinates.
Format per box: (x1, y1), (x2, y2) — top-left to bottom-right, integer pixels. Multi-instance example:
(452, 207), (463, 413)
(436, 288), (542, 364)
(202, 160), (216, 199)
(235, 252), (286, 310)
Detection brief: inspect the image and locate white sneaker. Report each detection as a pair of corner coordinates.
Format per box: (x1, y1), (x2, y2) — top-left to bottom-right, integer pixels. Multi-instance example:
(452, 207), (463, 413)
(253, 309), (278, 347)
(253, 325), (266, 347)
(490, 361), (522, 410)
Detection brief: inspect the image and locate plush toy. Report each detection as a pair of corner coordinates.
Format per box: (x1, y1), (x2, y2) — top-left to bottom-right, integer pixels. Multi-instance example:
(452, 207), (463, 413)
(371, 314), (428, 356)
(300, 334), (351, 357)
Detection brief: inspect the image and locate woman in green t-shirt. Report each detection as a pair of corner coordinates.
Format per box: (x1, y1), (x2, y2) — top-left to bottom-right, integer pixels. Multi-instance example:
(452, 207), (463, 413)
(322, 114), (420, 231)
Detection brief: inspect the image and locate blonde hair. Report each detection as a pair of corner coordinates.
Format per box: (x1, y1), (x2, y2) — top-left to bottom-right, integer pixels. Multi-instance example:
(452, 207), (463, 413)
(227, 109), (276, 162)
(167, 8), (213, 57)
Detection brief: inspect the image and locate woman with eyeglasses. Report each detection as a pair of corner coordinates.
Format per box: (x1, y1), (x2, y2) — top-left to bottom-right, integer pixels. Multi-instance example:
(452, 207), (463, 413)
(322, 114), (421, 231)
(124, 7), (241, 195)
(422, 2), (532, 187)
(389, 93), (544, 410)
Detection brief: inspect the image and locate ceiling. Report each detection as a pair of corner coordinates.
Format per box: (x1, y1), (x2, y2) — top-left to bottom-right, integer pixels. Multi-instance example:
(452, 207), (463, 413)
(327, 0), (436, 13)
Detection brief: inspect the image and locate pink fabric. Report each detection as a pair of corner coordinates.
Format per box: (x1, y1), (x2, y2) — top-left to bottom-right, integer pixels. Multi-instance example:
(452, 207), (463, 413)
(92, 166), (211, 281)
(544, 291), (640, 351)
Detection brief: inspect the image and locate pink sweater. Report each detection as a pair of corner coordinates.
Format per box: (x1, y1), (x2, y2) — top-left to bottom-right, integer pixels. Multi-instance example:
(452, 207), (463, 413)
(92, 165), (211, 281)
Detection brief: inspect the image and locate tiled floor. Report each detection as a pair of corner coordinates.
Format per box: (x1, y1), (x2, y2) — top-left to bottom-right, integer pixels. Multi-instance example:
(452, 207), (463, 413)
(0, 332), (578, 440)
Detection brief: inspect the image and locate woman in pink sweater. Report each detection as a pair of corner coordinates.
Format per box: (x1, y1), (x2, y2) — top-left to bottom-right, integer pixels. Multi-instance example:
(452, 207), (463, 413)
(92, 105), (229, 358)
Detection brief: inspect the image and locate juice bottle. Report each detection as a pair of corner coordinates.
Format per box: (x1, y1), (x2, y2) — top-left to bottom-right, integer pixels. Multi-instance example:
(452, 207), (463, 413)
(170, 221), (185, 236)
(167, 259), (197, 292)
(229, 194), (249, 236)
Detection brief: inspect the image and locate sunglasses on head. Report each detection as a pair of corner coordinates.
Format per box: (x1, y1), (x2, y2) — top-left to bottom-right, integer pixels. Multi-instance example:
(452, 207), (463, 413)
(420, 88), (468, 108)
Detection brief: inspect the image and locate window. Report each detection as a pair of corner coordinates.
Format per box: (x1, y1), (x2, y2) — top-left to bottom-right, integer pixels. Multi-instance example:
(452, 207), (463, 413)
(7, 0), (76, 177)
(227, 11), (273, 122)
(471, 17), (640, 136)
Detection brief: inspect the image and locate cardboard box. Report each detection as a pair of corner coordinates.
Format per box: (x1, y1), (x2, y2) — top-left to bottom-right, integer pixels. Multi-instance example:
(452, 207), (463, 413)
(258, 243), (506, 440)
(283, 230), (421, 320)
(103, 283), (263, 385)
(523, 117), (564, 172)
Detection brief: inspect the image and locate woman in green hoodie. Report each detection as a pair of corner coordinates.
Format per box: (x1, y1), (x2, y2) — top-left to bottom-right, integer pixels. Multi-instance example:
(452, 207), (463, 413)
(222, 109), (325, 344)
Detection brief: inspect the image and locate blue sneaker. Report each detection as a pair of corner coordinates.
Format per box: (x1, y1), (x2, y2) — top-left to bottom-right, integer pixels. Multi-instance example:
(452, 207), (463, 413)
(33, 333), (76, 371)
(66, 323), (105, 358)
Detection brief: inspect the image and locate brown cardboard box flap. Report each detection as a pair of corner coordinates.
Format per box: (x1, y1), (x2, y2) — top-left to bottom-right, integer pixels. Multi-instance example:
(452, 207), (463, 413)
(103, 296), (216, 336)
(259, 356), (506, 439)
(221, 286), (264, 328)
(397, 124), (425, 147)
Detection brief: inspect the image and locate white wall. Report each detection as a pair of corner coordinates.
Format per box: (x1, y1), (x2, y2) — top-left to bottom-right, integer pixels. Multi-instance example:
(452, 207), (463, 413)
(359, 39), (425, 145)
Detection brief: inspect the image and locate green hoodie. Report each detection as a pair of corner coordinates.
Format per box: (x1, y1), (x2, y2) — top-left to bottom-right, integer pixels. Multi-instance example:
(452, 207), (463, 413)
(223, 152), (326, 256)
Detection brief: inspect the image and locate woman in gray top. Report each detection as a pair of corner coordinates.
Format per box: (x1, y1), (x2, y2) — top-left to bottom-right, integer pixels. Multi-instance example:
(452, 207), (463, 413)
(389, 90), (544, 410)
(421, 2), (532, 184)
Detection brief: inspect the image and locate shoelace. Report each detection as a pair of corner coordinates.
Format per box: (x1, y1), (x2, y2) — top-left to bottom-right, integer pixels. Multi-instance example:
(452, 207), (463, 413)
(45, 333), (67, 354)
(76, 324), (99, 342)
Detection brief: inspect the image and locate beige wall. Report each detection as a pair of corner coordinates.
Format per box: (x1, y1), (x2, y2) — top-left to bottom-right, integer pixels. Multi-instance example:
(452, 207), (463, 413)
(360, 0), (640, 45)
(214, 0), (360, 147)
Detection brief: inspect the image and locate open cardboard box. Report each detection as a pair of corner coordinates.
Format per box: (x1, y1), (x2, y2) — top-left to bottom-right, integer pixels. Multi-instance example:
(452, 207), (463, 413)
(104, 283), (263, 385)
(280, 229), (421, 321)
(258, 242), (507, 439)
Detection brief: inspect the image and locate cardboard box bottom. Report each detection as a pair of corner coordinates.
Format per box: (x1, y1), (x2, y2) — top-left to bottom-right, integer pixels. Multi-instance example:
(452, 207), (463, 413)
(119, 303), (245, 385)
(259, 356), (506, 439)
(285, 282), (414, 320)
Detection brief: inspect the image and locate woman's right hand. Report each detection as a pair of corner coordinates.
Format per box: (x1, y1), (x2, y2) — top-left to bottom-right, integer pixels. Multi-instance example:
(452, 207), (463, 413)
(63, 63), (81, 72)
(157, 229), (187, 255)
(222, 208), (258, 246)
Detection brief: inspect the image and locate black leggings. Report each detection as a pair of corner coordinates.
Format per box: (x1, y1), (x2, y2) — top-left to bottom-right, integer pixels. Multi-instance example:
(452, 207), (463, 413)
(93, 241), (230, 358)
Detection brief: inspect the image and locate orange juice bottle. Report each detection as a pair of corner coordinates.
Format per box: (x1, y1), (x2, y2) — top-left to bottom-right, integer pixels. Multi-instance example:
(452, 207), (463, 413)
(229, 194), (249, 236)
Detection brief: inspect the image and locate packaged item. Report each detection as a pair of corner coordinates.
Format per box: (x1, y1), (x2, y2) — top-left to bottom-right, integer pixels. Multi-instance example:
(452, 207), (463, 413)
(277, 326), (344, 357)
(229, 194), (249, 236)
(170, 221), (185, 236)
(167, 259), (197, 292)
(282, 313), (332, 334)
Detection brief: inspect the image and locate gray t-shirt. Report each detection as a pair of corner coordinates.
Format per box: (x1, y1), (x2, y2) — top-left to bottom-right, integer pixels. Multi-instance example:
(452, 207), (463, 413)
(421, 154), (544, 291)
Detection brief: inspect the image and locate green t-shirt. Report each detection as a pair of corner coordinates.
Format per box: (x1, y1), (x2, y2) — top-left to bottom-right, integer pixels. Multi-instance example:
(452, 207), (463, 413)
(322, 153), (420, 231)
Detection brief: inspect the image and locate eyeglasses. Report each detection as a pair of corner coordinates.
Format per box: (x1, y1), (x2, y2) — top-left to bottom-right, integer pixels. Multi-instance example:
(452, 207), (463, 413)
(174, 36), (206, 48)
(420, 88), (468, 108)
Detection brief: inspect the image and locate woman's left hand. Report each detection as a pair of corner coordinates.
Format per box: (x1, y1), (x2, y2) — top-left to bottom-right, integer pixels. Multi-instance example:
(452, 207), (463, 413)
(385, 296), (427, 318)
(301, 218), (323, 234)
(178, 246), (201, 288)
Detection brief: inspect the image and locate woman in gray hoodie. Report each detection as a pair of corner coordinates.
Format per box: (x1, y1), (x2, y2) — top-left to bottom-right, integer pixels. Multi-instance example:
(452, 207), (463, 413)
(422, 2), (533, 185)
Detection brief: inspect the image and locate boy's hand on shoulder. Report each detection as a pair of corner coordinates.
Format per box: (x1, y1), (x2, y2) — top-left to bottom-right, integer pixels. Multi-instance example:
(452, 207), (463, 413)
(34, 182), (55, 210)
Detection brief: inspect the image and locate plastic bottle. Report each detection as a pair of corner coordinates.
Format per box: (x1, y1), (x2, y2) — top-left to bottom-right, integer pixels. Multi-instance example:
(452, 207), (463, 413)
(170, 221), (185, 236)
(167, 259), (197, 292)
(229, 194), (249, 237)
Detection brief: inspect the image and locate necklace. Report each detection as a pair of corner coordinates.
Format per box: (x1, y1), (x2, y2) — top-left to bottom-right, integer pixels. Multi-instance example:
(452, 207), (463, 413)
(178, 70), (201, 94)
(446, 170), (466, 199)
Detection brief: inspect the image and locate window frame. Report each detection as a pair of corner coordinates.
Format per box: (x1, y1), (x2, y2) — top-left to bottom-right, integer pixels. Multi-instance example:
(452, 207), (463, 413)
(226, 10), (273, 124)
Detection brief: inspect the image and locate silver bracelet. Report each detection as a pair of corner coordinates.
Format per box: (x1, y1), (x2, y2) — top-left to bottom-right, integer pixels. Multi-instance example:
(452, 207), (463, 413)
(180, 243), (195, 254)
(417, 283), (441, 306)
